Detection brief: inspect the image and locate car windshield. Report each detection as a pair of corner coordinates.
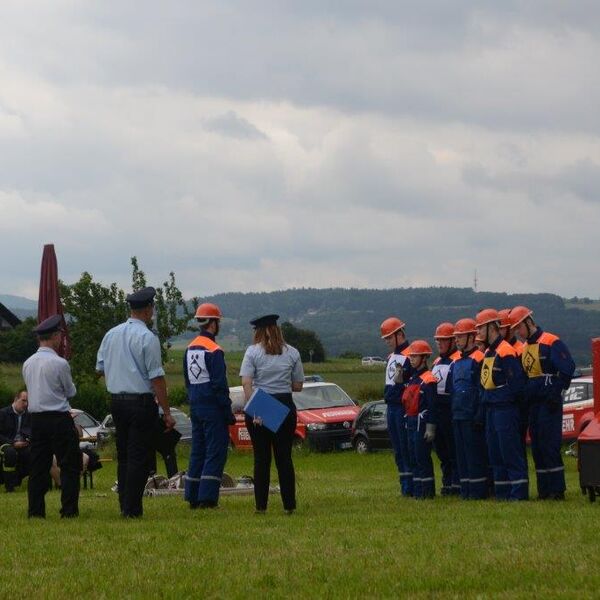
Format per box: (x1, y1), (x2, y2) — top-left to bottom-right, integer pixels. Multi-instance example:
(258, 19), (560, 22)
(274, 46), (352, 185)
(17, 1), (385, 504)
(73, 413), (98, 428)
(293, 385), (354, 410)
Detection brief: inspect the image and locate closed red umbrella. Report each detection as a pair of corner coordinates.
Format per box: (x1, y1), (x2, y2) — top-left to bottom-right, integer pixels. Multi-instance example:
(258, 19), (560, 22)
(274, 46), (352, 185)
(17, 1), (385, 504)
(38, 243), (71, 358)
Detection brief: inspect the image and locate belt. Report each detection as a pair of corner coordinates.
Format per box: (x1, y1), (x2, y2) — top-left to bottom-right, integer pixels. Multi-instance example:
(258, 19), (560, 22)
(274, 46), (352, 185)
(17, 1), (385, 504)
(111, 393), (154, 401)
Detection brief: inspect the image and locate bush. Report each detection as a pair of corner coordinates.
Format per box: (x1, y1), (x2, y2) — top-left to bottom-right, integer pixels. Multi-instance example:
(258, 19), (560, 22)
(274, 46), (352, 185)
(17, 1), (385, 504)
(0, 380), (14, 409)
(168, 386), (188, 407)
(355, 384), (383, 403)
(339, 351), (361, 359)
(72, 379), (111, 421)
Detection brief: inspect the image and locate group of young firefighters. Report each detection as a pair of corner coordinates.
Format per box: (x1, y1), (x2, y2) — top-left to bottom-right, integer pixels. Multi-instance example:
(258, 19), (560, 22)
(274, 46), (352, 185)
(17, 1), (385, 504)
(381, 306), (576, 501)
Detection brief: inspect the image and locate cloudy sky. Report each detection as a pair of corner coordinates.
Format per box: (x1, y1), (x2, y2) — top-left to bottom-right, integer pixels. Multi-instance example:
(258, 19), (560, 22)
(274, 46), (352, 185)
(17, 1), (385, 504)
(1, 1), (599, 300)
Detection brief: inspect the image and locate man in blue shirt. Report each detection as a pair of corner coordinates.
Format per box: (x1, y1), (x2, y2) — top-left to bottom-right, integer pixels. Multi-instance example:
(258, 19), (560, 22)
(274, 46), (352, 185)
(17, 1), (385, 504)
(96, 287), (175, 518)
(183, 302), (233, 509)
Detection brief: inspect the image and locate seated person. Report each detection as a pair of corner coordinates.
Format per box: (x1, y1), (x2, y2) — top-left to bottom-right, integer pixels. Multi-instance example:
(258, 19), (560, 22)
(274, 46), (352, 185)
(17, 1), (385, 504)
(50, 423), (102, 488)
(0, 389), (31, 492)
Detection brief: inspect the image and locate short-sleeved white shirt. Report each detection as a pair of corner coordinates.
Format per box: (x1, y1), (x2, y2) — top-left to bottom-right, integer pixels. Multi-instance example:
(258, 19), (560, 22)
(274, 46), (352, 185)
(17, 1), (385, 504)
(239, 344), (304, 394)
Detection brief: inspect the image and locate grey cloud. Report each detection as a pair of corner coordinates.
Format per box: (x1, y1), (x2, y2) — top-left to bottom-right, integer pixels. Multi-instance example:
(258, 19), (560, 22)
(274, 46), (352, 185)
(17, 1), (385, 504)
(204, 111), (268, 140)
(463, 159), (600, 204)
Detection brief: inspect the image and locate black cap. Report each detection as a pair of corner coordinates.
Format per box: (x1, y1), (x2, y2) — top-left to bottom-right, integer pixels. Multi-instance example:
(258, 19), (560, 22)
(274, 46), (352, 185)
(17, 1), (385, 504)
(249, 314), (279, 328)
(126, 286), (156, 309)
(34, 314), (63, 335)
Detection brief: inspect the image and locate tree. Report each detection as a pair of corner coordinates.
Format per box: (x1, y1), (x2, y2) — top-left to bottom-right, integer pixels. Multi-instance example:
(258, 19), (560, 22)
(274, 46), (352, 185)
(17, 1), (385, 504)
(0, 317), (38, 363)
(130, 257), (196, 361)
(59, 272), (128, 379)
(59, 258), (195, 379)
(281, 322), (326, 362)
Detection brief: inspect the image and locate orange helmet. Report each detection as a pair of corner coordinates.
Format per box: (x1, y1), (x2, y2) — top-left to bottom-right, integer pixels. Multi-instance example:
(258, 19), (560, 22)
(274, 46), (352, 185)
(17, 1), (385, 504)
(497, 309), (511, 329)
(509, 305), (533, 328)
(475, 308), (499, 328)
(408, 340), (433, 356)
(434, 322), (455, 339)
(380, 317), (405, 339)
(453, 318), (477, 336)
(195, 302), (222, 321)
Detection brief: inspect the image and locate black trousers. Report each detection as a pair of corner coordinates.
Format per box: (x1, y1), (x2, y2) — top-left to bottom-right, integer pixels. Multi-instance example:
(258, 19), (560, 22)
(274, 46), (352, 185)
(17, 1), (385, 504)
(28, 412), (81, 518)
(148, 416), (180, 478)
(111, 395), (158, 517)
(245, 394), (297, 511)
(0, 445), (31, 491)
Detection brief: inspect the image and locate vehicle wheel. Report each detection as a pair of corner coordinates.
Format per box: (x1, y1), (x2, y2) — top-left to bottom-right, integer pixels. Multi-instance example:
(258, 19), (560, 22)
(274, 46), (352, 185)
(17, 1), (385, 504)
(588, 487), (596, 503)
(354, 435), (370, 454)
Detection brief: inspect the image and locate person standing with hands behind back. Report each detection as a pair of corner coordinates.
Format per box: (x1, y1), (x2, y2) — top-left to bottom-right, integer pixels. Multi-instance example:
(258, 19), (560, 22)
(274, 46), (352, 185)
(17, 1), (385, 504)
(96, 287), (175, 518)
(240, 315), (304, 514)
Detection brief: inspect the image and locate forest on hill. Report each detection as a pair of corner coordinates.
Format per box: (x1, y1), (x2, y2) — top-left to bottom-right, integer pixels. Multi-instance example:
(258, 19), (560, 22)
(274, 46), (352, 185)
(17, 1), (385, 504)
(199, 287), (600, 365)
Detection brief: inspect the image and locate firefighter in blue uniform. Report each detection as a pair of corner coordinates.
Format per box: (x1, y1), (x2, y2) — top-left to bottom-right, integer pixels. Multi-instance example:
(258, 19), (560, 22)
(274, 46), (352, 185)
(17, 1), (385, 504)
(380, 317), (413, 496)
(447, 319), (488, 500)
(431, 322), (461, 495)
(184, 303), (235, 509)
(499, 308), (528, 454)
(402, 340), (438, 499)
(476, 308), (528, 500)
(510, 305), (575, 500)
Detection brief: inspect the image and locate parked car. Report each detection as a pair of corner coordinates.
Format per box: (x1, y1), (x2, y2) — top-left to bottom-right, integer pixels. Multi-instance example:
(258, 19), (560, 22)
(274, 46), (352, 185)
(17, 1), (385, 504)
(229, 382), (361, 452)
(361, 356), (387, 366)
(96, 407), (192, 447)
(351, 376), (595, 453)
(70, 409), (102, 447)
(351, 400), (391, 453)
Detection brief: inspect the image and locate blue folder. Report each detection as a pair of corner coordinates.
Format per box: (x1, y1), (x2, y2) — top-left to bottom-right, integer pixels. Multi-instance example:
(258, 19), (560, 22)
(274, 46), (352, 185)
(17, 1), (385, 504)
(244, 389), (290, 433)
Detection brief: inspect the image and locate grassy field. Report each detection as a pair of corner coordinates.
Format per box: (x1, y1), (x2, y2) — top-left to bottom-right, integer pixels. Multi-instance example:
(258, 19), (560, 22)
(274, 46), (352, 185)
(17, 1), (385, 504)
(1, 448), (599, 598)
(3, 354), (599, 597)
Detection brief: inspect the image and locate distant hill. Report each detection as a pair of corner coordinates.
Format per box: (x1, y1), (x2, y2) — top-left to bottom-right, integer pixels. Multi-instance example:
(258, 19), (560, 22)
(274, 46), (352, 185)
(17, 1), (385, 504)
(3, 288), (598, 366)
(195, 287), (600, 366)
(0, 294), (37, 310)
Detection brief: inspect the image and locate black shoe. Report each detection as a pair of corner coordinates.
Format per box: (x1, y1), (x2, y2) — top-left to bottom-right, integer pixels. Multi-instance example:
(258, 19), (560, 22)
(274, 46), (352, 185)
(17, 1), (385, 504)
(284, 509), (295, 515)
(198, 501), (218, 509)
(550, 492), (565, 501)
(5, 485), (15, 493)
(61, 513), (79, 519)
(255, 509), (266, 515)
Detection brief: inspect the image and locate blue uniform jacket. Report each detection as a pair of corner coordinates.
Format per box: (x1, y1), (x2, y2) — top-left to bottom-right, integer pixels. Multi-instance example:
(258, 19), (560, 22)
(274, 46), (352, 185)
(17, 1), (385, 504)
(522, 327), (575, 403)
(431, 351), (460, 406)
(480, 336), (526, 406)
(448, 348), (484, 421)
(183, 332), (232, 417)
(402, 368), (438, 428)
(384, 341), (413, 405)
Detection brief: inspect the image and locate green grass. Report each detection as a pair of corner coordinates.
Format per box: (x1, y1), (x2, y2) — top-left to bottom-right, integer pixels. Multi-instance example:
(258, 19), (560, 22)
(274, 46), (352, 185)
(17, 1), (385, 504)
(1, 449), (598, 598)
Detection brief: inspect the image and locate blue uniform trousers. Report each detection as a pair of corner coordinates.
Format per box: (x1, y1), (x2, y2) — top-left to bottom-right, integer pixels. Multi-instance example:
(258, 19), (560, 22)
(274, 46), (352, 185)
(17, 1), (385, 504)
(529, 402), (565, 498)
(185, 408), (229, 506)
(407, 417), (435, 499)
(433, 401), (460, 495)
(485, 405), (529, 501)
(387, 403), (413, 496)
(452, 420), (488, 500)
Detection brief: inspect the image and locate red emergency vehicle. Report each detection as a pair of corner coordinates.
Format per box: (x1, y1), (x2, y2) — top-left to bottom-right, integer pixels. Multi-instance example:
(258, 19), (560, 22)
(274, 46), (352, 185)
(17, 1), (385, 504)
(561, 376), (595, 441)
(229, 382), (360, 451)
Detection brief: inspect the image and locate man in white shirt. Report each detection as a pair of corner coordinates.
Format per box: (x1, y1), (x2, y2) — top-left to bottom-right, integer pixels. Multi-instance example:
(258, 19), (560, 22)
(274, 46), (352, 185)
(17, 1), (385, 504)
(23, 314), (80, 518)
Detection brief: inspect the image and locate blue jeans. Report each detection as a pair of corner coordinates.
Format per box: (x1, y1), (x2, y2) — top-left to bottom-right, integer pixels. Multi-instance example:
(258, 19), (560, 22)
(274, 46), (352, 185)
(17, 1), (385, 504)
(185, 408), (229, 506)
(485, 405), (529, 501)
(453, 420), (488, 500)
(529, 401), (565, 497)
(387, 403), (413, 496)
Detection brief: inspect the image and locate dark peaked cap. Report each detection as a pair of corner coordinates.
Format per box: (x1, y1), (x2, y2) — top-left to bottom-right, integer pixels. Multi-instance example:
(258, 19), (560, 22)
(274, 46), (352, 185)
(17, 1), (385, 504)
(250, 314), (279, 328)
(126, 286), (156, 309)
(34, 314), (63, 335)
